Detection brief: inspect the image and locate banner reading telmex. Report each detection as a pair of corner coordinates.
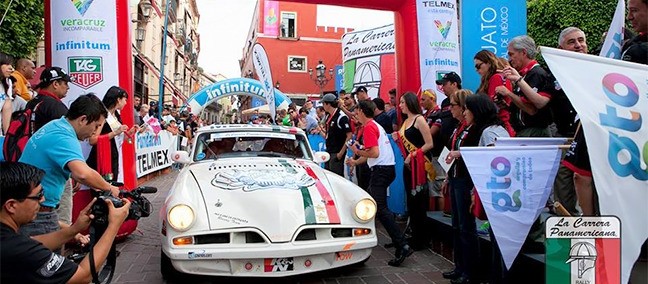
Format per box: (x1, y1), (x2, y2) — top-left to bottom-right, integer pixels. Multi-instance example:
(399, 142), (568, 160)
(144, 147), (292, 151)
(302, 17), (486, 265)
(48, 1), (119, 106)
(461, 146), (562, 269)
(136, 131), (176, 178)
(416, 0), (460, 101)
(342, 24), (396, 101)
(542, 47), (648, 284)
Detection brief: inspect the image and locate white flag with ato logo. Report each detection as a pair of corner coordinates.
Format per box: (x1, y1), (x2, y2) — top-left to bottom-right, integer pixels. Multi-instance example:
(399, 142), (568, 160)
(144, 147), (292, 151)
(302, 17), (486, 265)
(461, 145), (562, 269)
(542, 47), (648, 284)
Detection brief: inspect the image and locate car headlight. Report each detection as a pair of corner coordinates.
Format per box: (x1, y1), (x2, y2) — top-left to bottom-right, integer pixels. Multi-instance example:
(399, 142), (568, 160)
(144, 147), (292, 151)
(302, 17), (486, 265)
(167, 204), (195, 231)
(354, 199), (377, 222)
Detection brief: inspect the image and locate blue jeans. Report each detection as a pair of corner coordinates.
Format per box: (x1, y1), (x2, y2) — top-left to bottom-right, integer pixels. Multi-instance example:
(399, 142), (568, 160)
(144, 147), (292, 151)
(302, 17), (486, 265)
(20, 211), (60, 237)
(449, 176), (478, 278)
(369, 165), (406, 249)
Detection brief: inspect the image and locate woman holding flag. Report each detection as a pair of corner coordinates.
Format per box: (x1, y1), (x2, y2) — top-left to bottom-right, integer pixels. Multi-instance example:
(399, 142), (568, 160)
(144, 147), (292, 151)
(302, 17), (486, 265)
(392, 92), (434, 251)
(444, 93), (510, 284)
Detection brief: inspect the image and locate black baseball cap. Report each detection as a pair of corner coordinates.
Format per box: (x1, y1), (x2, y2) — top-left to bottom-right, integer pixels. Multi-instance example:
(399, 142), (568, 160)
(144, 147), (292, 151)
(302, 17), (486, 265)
(435, 72), (462, 85)
(355, 86), (368, 93)
(36, 67), (72, 89)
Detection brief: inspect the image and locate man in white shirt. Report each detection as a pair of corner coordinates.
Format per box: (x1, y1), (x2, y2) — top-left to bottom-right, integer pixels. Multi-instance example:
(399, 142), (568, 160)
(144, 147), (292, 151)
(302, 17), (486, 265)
(350, 100), (413, 267)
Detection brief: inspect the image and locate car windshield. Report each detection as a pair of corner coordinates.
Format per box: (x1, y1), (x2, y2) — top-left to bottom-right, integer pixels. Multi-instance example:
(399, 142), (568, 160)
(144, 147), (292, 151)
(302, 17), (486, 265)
(193, 131), (312, 162)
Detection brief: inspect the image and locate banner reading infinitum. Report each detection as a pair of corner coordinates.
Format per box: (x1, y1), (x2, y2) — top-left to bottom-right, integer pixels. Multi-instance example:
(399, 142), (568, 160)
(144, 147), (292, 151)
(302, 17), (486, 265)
(46, 0), (136, 188)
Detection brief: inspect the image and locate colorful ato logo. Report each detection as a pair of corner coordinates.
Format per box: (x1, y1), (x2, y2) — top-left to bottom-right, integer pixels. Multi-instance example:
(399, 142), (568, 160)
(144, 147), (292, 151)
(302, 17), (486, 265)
(434, 20), (452, 39)
(71, 0), (94, 16)
(545, 216), (621, 284)
(68, 56), (103, 89)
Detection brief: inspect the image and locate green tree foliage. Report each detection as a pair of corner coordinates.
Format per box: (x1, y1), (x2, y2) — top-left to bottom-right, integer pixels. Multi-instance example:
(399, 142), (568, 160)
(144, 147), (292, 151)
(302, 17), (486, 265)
(527, 0), (619, 51)
(0, 0), (44, 59)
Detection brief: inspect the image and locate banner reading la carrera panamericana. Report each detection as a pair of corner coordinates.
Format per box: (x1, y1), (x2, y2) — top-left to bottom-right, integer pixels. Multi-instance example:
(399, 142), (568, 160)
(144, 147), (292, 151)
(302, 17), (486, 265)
(48, 0), (119, 106)
(341, 24), (396, 102)
(461, 146), (562, 269)
(416, 0), (460, 102)
(136, 131), (177, 178)
(542, 47), (648, 284)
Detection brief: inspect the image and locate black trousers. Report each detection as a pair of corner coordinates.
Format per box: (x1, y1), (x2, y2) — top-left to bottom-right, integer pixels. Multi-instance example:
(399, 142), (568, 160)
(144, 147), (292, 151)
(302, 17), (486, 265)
(403, 166), (431, 248)
(369, 165), (406, 249)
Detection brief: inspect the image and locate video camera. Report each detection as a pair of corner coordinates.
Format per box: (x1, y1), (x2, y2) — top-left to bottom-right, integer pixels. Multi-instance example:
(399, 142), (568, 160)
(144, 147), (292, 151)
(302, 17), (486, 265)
(91, 185), (157, 226)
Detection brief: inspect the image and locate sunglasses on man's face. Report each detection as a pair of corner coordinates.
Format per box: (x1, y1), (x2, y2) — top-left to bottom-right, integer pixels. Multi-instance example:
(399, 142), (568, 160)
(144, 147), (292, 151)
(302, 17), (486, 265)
(24, 190), (44, 201)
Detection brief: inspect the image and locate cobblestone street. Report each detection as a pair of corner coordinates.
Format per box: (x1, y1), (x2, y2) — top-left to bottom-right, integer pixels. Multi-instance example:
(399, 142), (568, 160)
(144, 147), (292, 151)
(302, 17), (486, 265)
(112, 170), (456, 284)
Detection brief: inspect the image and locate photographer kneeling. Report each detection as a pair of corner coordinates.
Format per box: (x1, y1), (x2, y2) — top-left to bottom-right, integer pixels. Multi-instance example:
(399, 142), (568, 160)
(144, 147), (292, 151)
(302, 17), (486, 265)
(0, 162), (131, 284)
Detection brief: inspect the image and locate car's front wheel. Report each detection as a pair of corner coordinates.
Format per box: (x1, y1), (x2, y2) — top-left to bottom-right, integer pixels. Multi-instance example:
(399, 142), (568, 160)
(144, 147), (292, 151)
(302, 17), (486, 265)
(160, 250), (181, 280)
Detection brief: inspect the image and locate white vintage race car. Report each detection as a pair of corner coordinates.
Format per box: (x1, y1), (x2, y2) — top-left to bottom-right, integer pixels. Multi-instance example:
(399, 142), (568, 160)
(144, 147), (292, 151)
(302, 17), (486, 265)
(160, 124), (377, 278)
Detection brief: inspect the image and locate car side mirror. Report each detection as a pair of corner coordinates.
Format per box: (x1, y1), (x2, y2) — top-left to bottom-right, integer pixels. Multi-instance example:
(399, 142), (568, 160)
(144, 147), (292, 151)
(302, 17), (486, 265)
(171, 151), (191, 164)
(313, 151), (330, 163)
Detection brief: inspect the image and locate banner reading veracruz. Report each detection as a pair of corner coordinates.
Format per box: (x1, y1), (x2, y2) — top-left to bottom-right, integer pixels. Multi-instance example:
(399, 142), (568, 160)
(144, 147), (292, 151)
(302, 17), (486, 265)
(416, 0), (460, 101)
(542, 47), (648, 284)
(48, 0), (120, 106)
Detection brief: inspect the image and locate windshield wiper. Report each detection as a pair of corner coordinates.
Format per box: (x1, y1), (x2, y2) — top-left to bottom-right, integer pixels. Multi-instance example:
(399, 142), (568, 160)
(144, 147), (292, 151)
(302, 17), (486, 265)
(256, 152), (283, 158)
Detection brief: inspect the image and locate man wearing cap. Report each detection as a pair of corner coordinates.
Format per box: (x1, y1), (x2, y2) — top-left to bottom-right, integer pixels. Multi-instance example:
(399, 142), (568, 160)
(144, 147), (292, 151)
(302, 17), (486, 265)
(27, 67), (72, 132)
(355, 86), (369, 101)
(321, 93), (352, 177)
(434, 72), (461, 156)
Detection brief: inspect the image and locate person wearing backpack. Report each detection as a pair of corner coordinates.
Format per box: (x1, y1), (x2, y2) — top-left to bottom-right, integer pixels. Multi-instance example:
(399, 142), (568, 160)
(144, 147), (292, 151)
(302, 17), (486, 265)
(27, 67), (71, 132)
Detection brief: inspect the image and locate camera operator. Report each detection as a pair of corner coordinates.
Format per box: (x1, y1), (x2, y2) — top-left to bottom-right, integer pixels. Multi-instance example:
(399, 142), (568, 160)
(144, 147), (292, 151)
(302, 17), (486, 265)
(0, 162), (131, 284)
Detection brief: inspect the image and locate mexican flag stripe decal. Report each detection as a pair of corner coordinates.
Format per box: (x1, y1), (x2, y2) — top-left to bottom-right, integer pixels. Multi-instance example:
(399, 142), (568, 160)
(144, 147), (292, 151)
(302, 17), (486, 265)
(546, 238), (621, 283)
(278, 159), (316, 224)
(299, 186), (317, 224)
(297, 160), (340, 224)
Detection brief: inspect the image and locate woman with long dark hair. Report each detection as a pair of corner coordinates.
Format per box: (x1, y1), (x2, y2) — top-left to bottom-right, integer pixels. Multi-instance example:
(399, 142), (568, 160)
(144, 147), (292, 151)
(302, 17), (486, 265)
(392, 92), (434, 250)
(86, 86), (139, 182)
(474, 50), (515, 137)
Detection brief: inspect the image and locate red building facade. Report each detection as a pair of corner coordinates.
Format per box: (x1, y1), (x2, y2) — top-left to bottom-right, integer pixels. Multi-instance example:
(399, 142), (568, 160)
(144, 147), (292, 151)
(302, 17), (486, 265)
(239, 0), (352, 107)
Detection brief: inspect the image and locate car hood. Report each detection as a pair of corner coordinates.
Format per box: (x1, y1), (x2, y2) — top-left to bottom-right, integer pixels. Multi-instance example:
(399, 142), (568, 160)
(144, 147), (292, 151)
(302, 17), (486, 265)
(190, 158), (342, 242)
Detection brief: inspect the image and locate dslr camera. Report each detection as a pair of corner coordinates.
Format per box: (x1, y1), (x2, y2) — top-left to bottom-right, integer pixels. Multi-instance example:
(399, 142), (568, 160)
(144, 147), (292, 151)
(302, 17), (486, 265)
(91, 186), (157, 226)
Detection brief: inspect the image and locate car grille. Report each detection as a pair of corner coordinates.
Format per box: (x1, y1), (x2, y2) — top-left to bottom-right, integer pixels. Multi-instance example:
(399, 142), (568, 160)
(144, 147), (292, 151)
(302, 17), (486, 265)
(193, 231), (267, 245)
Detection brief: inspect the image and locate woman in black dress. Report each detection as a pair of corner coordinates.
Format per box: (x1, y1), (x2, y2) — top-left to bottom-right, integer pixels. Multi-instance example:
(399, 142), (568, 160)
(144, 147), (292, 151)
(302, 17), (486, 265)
(87, 86), (138, 182)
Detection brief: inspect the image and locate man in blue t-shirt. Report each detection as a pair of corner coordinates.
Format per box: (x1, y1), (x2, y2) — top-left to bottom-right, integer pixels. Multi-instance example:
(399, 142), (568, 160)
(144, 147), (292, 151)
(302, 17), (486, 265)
(19, 94), (120, 237)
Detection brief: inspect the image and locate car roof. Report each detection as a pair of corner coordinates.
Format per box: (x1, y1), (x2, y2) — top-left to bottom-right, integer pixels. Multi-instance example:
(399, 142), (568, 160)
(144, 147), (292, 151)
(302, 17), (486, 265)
(196, 124), (306, 135)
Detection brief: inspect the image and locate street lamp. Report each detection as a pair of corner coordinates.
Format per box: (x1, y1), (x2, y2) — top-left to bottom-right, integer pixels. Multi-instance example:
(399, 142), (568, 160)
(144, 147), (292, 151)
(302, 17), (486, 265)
(308, 60), (333, 96)
(139, 0), (153, 20)
(157, 0), (172, 120)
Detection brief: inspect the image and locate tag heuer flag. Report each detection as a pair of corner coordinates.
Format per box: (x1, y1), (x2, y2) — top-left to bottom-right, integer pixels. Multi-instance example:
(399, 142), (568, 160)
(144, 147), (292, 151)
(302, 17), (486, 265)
(541, 47), (648, 284)
(546, 217), (621, 284)
(461, 145), (562, 269)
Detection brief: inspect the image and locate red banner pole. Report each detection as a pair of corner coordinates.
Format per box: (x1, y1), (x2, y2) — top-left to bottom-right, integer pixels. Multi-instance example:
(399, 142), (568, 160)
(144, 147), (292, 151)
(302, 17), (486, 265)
(116, 0), (137, 189)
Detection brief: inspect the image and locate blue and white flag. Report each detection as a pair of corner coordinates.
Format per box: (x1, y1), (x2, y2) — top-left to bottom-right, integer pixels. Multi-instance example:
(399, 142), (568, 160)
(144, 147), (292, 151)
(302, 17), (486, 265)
(542, 47), (648, 284)
(252, 43), (276, 120)
(461, 145), (562, 269)
(599, 0), (625, 59)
